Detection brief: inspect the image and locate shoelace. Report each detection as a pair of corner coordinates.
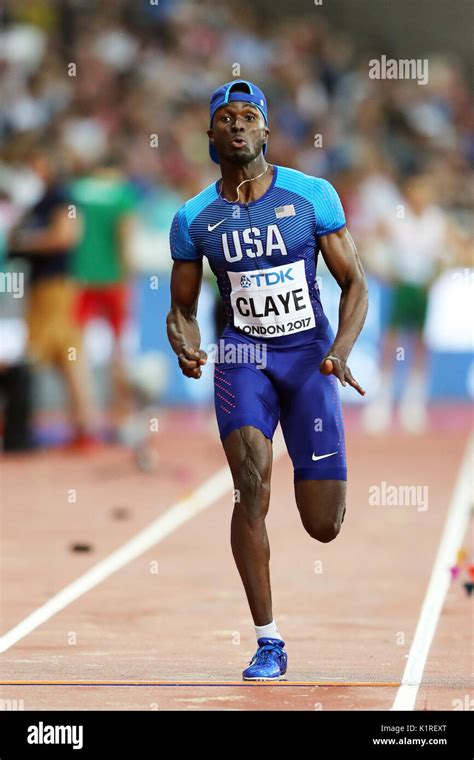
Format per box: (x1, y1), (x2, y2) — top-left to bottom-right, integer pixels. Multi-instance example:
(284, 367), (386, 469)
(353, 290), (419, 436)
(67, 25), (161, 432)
(248, 643), (283, 666)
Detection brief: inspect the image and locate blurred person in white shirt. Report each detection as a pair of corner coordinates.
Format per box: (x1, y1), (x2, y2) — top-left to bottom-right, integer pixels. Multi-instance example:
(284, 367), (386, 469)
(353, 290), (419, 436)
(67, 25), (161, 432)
(363, 171), (466, 433)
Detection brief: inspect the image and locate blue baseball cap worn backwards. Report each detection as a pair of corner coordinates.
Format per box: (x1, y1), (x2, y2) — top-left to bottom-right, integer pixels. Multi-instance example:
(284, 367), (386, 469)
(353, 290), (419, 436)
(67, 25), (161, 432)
(209, 79), (268, 164)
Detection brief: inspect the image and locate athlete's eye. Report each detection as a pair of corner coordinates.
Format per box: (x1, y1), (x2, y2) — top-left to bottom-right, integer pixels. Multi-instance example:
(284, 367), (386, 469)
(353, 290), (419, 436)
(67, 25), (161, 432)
(220, 115), (231, 123)
(245, 114), (256, 120)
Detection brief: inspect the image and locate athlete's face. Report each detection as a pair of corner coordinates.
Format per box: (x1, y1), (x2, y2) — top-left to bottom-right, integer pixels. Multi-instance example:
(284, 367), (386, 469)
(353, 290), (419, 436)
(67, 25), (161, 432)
(208, 101), (269, 166)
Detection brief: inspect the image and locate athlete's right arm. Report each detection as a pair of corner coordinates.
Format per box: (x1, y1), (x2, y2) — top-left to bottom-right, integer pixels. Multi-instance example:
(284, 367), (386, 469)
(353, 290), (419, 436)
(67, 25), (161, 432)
(167, 260), (208, 379)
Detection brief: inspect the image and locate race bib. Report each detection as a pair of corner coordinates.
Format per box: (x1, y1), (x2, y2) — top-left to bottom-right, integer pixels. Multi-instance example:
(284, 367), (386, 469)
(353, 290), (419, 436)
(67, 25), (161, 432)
(228, 260), (315, 338)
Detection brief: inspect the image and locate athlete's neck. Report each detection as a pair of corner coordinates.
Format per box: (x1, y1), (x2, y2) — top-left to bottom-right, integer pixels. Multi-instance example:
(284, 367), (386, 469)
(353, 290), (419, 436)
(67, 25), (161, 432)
(219, 157), (274, 204)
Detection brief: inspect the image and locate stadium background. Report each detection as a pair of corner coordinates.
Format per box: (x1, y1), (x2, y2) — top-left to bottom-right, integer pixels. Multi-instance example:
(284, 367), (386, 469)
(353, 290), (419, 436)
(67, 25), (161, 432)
(0, 0), (473, 720)
(0, 0), (472, 438)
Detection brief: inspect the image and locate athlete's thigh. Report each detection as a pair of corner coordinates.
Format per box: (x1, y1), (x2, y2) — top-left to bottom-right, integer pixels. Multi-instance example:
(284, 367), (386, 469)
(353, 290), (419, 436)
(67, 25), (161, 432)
(277, 342), (347, 483)
(294, 478), (347, 529)
(214, 359), (280, 448)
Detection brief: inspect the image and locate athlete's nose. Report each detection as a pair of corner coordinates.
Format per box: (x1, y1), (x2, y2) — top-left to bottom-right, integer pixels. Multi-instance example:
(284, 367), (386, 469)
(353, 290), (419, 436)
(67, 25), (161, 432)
(231, 116), (246, 132)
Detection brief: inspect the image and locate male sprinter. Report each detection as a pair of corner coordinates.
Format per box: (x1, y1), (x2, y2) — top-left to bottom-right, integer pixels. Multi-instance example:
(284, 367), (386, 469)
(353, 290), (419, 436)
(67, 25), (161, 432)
(167, 80), (368, 680)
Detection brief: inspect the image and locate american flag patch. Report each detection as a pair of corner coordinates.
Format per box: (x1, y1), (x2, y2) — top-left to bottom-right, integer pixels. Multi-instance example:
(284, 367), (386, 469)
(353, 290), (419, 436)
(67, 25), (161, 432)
(275, 204), (296, 219)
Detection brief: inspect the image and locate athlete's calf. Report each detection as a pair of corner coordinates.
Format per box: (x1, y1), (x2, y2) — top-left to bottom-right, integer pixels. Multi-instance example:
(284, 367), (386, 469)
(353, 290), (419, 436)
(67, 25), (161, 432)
(223, 425), (274, 625)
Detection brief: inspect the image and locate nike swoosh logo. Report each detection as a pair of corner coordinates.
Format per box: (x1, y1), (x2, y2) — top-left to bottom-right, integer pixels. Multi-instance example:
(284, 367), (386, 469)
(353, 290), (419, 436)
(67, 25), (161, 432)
(207, 219), (226, 232)
(312, 451), (338, 462)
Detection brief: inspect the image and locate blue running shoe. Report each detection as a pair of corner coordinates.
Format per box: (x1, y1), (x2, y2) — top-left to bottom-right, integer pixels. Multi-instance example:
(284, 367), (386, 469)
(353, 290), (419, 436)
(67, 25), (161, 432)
(242, 637), (288, 681)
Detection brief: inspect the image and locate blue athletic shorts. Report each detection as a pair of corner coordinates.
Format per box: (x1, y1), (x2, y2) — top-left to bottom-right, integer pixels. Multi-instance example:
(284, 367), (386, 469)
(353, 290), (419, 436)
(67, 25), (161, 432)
(213, 335), (347, 482)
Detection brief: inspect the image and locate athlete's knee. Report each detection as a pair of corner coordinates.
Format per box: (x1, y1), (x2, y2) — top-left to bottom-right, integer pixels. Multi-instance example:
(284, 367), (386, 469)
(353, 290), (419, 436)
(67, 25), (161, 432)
(304, 518), (340, 543)
(301, 506), (346, 543)
(235, 467), (271, 520)
(234, 450), (271, 519)
(225, 428), (272, 519)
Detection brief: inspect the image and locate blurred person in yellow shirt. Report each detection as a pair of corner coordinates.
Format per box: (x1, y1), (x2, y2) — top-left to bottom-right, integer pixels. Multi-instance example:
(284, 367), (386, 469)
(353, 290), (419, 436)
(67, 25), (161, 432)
(8, 145), (95, 448)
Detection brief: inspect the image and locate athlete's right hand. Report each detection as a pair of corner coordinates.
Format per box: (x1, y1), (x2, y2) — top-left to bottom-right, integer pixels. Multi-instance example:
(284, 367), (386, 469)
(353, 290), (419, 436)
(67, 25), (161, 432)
(177, 344), (208, 379)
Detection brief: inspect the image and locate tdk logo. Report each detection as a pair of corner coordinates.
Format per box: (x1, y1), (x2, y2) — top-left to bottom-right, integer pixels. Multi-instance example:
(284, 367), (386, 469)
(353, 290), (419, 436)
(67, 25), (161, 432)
(248, 268), (294, 287)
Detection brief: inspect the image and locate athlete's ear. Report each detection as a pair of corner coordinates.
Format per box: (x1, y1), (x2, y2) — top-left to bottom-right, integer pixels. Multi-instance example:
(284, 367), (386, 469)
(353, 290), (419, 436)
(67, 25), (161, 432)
(263, 126), (270, 145)
(207, 128), (214, 144)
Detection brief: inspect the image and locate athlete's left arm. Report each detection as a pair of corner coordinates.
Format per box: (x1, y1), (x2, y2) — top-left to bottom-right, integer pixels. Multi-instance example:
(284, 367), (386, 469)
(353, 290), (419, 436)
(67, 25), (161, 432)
(318, 226), (368, 396)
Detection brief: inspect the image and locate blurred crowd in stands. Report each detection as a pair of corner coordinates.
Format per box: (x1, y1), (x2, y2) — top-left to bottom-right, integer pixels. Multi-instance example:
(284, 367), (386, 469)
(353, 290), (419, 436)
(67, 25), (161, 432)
(0, 0), (472, 450)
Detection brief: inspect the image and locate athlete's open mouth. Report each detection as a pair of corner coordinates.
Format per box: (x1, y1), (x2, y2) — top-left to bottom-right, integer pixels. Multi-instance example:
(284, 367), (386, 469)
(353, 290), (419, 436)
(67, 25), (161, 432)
(229, 138), (247, 148)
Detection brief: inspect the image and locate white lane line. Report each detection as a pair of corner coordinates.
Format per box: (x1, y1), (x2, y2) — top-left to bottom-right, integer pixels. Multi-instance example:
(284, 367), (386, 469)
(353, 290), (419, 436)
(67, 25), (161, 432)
(0, 433), (287, 653)
(391, 434), (473, 711)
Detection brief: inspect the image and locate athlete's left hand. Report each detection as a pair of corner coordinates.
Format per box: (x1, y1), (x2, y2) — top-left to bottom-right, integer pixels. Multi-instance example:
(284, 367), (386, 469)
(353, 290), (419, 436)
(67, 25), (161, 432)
(319, 353), (365, 396)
